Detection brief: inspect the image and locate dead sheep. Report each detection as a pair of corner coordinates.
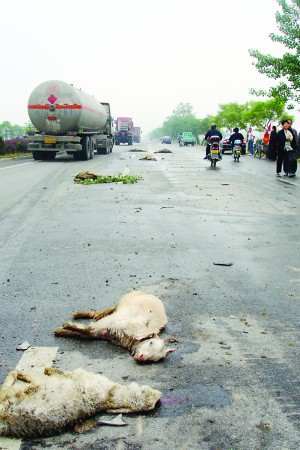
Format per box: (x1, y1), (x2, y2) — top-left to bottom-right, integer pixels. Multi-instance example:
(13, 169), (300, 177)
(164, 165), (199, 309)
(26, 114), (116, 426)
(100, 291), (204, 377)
(54, 290), (175, 362)
(74, 170), (100, 181)
(0, 367), (162, 438)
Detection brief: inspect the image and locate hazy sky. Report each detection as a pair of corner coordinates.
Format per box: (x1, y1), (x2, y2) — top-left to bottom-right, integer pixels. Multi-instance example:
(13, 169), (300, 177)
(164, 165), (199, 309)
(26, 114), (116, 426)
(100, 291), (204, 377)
(1, 0), (296, 133)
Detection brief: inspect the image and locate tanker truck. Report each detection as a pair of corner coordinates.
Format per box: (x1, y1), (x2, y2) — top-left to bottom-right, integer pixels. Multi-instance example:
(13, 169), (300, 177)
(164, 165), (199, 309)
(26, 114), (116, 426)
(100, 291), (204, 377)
(132, 126), (141, 143)
(27, 80), (114, 160)
(114, 117), (133, 145)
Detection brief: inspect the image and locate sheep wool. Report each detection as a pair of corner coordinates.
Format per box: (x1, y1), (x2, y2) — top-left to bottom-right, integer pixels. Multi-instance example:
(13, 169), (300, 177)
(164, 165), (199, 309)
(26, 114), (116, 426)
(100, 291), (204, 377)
(54, 290), (175, 361)
(0, 367), (162, 438)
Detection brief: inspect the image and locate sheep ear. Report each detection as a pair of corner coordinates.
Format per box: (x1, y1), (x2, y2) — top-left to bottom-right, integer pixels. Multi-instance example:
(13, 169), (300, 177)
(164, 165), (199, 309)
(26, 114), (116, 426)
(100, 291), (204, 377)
(165, 347), (176, 356)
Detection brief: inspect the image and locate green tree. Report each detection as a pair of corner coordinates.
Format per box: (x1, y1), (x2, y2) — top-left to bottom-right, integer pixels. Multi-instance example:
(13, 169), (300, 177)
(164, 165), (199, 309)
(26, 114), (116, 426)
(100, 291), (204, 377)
(198, 116), (217, 135)
(154, 103), (201, 141)
(249, 0), (300, 106)
(24, 121), (37, 135)
(215, 102), (249, 132)
(0, 137), (5, 155)
(244, 98), (289, 130)
(0, 121), (25, 139)
(172, 102), (194, 117)
(148, 127), (164, 140)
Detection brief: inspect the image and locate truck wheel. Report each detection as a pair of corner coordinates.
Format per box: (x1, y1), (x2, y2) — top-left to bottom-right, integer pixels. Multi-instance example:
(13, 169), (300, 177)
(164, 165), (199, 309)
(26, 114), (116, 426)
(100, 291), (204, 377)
(32, 151), (41, 160)
(81, 136), (91, 160)
(44, 151), (56, 160)
(90, 138), (94, 159)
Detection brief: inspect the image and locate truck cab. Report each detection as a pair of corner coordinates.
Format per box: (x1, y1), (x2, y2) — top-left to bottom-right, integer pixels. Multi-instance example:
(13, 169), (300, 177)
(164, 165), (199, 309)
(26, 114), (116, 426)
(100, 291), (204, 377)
(182, 132), (196, 146)
(114, 117), (133, 145)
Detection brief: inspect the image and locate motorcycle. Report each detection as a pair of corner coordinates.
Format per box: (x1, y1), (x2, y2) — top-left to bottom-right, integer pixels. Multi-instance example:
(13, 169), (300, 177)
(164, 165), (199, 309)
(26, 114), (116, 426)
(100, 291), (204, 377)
(179, 138), (184, 147)
(232, 139), (242, 162)
(207, 135), (221, 168)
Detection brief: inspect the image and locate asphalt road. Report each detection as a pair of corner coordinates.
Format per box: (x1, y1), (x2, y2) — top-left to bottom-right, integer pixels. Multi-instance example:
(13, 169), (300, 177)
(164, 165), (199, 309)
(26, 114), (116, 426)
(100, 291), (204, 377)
(0, 142), (299, 450)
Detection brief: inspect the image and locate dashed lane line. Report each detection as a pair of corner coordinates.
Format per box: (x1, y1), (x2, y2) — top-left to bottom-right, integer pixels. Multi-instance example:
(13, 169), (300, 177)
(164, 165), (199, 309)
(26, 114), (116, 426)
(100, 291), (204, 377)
(0, 346), (58, 450)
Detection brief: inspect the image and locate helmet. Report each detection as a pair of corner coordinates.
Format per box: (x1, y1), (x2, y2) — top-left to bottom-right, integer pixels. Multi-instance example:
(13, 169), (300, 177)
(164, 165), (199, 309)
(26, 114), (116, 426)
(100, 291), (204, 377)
(210, 123), (216, 129)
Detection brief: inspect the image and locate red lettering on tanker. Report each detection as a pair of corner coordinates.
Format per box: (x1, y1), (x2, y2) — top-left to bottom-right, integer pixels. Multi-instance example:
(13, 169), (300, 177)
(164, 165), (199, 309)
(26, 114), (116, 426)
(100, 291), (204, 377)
(46, 84), (59, 95)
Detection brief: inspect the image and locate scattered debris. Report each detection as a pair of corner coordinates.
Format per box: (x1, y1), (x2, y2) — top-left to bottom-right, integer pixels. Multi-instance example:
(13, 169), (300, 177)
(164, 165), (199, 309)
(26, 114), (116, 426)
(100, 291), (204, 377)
(16, 341), (30, 351)
(213, 262), (233, 266)
(154, 149), (173, 154)
(97, 414), (127, 427)
(74, 170), (100, 181)
(128, 149), (146, 152)
(74, 172), (142, 185)
(256, 421), (272, 431)
(139, 155), (157, 161)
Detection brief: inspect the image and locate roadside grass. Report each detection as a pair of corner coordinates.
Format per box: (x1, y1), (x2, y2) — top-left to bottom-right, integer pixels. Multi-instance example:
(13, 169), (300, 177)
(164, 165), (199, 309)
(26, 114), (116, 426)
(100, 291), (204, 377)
(0, 152), (31, 159)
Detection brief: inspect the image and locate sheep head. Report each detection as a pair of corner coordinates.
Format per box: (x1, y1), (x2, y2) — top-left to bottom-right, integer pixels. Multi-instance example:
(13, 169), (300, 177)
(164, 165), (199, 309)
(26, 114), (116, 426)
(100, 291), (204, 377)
(134, 334), (175, 362)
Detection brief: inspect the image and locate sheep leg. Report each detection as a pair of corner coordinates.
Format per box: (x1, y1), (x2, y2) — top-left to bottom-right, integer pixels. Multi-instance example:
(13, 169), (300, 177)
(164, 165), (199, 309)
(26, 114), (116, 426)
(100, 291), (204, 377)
(54, 322), (94, 339)
(44, 367), (72, 377)
(16, 372), (32, 383)
(1, 370), (18, 387)
(73, 306), (116, 321)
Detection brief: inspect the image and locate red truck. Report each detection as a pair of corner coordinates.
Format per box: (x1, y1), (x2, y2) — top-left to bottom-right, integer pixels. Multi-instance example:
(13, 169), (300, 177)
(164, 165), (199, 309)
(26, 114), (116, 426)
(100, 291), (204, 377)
(114, 117), (133, 145)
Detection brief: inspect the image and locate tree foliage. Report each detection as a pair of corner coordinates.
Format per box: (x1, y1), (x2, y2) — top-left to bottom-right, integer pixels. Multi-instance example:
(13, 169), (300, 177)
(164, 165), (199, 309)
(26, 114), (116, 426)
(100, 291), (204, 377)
(172, 102), (194, 117)
(0, 121), (26, 139)
(244, 98), (289, 130)
(148, 98), (290, 140)
(215, 103), (249, 131)
(249, 0), (300, 106)
(148, 103), (202, 141)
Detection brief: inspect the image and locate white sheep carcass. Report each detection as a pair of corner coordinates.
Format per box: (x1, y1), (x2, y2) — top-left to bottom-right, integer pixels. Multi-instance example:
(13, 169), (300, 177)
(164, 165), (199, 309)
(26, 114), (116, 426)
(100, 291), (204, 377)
(54, 290), (175, 362)
(0, 367), (162, 438)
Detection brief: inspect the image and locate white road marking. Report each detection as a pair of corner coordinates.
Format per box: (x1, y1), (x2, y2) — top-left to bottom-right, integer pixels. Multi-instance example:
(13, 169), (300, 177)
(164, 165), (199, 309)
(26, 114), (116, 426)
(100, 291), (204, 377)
(0, 162), (35, 171)
(0, 347), (58, 450)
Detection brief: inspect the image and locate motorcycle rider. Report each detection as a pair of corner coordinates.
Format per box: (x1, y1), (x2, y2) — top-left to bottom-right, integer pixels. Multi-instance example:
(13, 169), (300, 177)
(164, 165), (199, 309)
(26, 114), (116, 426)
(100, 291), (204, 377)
(229, 127), (245, 154)
(177, 133), (184, 147)
(204, 123), (222, 159)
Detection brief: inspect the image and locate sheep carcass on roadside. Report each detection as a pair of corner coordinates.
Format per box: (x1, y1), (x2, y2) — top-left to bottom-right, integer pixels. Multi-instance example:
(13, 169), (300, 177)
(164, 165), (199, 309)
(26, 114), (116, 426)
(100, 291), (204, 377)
(54, 290), (175, 361)
(0, 367), (162, 438)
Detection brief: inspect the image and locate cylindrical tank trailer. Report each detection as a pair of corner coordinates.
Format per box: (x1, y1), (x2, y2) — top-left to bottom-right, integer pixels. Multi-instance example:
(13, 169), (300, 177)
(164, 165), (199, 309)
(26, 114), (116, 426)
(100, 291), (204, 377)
(27, 80), (114, 160)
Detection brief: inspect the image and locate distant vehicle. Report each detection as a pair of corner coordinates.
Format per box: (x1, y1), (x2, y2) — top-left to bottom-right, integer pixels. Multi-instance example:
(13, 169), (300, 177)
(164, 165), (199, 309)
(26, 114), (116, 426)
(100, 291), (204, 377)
(220, 135), (232, 154)
(114, 117), (134, 145)
(181, 132), (196, 146)
(161, 136), (171, 144)
(241, 138), (246, 154)
(132, 127), (141, 143)
(27, 80), (114, 160)
(220, 134), (246, 154)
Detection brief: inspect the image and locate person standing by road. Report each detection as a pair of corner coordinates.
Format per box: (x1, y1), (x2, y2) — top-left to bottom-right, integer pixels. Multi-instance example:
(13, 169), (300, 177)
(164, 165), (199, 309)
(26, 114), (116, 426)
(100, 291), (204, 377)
(247, 127), (255, 155)
(287, 119), (298, 175)
(276, 120), (297, 177)
(267, 126), (277, 161)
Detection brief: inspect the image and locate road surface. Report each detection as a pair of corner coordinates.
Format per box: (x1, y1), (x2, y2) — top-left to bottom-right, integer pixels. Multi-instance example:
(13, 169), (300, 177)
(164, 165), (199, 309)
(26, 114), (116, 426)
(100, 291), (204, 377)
(0, 142), (299, 449)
